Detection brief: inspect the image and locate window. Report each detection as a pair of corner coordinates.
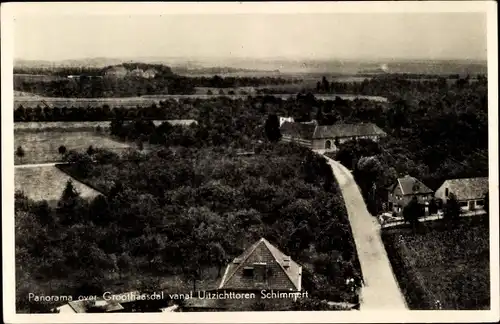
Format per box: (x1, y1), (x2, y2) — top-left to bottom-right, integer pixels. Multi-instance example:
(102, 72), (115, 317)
(476, 199), (484, 206)
(325, 140), (332, 150)
(243, 267), (254, 277)
(459, 202), (468, 208)
(445, 188), (449, 197)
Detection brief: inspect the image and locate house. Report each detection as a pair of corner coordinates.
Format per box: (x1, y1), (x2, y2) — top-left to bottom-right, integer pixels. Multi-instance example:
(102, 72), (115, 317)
(218, 238), (302, 292)
(130, 68), (146, 77)
(435, 177), (488, 212)
(56, 299), (124, 313)
(388, 175), (434, 214)
(279, 116), (295, 127)
(143, 68), (157, 79)
(104, 66), (128, 78)
(280, 121), (386, 152)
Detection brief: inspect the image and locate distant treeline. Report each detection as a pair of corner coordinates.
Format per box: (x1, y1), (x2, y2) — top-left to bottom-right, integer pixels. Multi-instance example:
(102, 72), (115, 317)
(14, 63), (299, 97)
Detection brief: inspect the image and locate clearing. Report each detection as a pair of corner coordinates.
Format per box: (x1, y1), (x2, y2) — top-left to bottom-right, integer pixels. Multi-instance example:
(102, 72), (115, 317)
(382, 217), (490, 310)
(15, 165), (101, 206)
(15, 131), (131, 165)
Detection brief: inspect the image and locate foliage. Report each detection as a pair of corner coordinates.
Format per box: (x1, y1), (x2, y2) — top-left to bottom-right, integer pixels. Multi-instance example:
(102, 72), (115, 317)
(15, 143), (357, 312)
(14, 64), (295, 98)
(403, 196), (423, 228)
(58, 145), (67, 155)
(16, 146), (25, 159)
(383, 219), (489, 309)
(264, 114), (282, 142)
(443, 193), (462, 222)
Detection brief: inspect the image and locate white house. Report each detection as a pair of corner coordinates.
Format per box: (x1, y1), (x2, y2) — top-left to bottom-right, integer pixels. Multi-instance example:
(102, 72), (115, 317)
(434, 177), (488, 212)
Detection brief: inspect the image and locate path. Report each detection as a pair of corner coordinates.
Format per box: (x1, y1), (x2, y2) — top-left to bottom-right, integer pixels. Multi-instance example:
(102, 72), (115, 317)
(323, 155), (408, 310)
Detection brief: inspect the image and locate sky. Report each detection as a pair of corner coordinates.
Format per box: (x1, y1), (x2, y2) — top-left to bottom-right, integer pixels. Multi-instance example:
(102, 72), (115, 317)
(14, 12), (487, 62)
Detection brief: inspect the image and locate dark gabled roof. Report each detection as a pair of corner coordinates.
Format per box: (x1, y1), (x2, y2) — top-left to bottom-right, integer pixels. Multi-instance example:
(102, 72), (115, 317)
(397, 175), (433, 195)
(312, 123), (386, 139)
(280, 122), (316, 140)
(439, 177), (489, 201)
(218, 238), (302, 291)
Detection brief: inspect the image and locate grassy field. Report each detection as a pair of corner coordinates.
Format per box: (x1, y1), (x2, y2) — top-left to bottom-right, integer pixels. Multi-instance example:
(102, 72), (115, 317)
(383, 217), (490, 310)
(14, 131), (131, 165)
(15, 166), (101, 206)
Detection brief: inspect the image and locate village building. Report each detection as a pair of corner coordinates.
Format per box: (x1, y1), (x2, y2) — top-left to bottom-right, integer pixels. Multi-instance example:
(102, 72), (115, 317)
(434, 177), (488, 212)
(280, 121), (386, 152)
(104, 66), (128, 78)
(143, 68), (157, 79)
(387, 175), (434, 214)
(278, 116), (295, 127)
(218, 238), (302, 292)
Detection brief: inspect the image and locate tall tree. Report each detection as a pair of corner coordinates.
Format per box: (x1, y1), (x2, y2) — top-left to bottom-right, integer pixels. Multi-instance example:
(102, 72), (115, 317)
(16, 146), (25, 164)
(443, 193), (461, 222)
(264, 114), (282, 142)
(57, 180), (82, 225)
(403, 196), (422, 229)
(58, 145), (67, 156)
(321, 76), (330, 93)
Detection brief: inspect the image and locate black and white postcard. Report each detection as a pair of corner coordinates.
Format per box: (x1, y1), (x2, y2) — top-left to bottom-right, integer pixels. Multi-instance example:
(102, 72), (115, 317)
(2, 2), (498, 323)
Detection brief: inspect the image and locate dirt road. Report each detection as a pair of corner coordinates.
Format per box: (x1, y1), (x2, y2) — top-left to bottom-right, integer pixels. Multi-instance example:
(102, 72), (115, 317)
(324, 155), (408, 310)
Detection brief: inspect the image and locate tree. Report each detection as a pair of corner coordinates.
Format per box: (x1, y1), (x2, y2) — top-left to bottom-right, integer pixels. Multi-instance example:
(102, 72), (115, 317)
(57, 180), (83, 225)
(443, 193), (461, 222)
(86, 145), (95, 156)
(403, 196), (422, 229)
(264, 114), (282, 142)
(334, 137), (340, 148)
(137, 140), (144, 151)
(428, 197), (438, 215)
(321, 76), (330, 93)
(58, 145), (67, 156)
(16, 146), (25, 163)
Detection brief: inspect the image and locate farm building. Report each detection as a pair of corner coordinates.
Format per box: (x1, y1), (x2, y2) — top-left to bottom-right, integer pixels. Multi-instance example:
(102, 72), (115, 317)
(387, 175), (434, 214)
(278, 116), (295, 126)
(143, 69), (157, 79)
(280, 121), (386, 151)
(104, 66), (128, 78)
(434, 177), (488, 212)
(218, 238), (302, 292)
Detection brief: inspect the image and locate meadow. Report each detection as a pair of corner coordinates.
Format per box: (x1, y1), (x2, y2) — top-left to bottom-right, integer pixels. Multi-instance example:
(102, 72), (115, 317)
(14, 131), (131, 165)
(383, 217), (490, 310)
(14, 166), (101, 206)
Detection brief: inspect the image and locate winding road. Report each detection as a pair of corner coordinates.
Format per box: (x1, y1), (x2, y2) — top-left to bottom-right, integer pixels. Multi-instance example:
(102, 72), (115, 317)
(323, 155), (408, 310)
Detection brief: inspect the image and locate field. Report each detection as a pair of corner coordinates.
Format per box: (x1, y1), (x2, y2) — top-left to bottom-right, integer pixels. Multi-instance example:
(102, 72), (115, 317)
(383, 218), (490, 310)
(15, 166), (101, 205)
(14, 74), (66, 82)
(14, 131), (131, 165)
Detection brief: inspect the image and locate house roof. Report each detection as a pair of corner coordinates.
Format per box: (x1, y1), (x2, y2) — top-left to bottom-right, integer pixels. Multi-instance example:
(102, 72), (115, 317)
(66, 299), (124, 313)
(313, 123), (386, 139)
(439, 177), (489, 201)
(218, 238), (302, 291)
(280, 121), (317, 140)
(280, 122), (386, 140)
(397, 175), (433, 195)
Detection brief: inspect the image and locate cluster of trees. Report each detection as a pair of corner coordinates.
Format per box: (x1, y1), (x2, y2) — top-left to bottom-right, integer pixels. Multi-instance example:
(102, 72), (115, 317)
(16, 143), (360, 312)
